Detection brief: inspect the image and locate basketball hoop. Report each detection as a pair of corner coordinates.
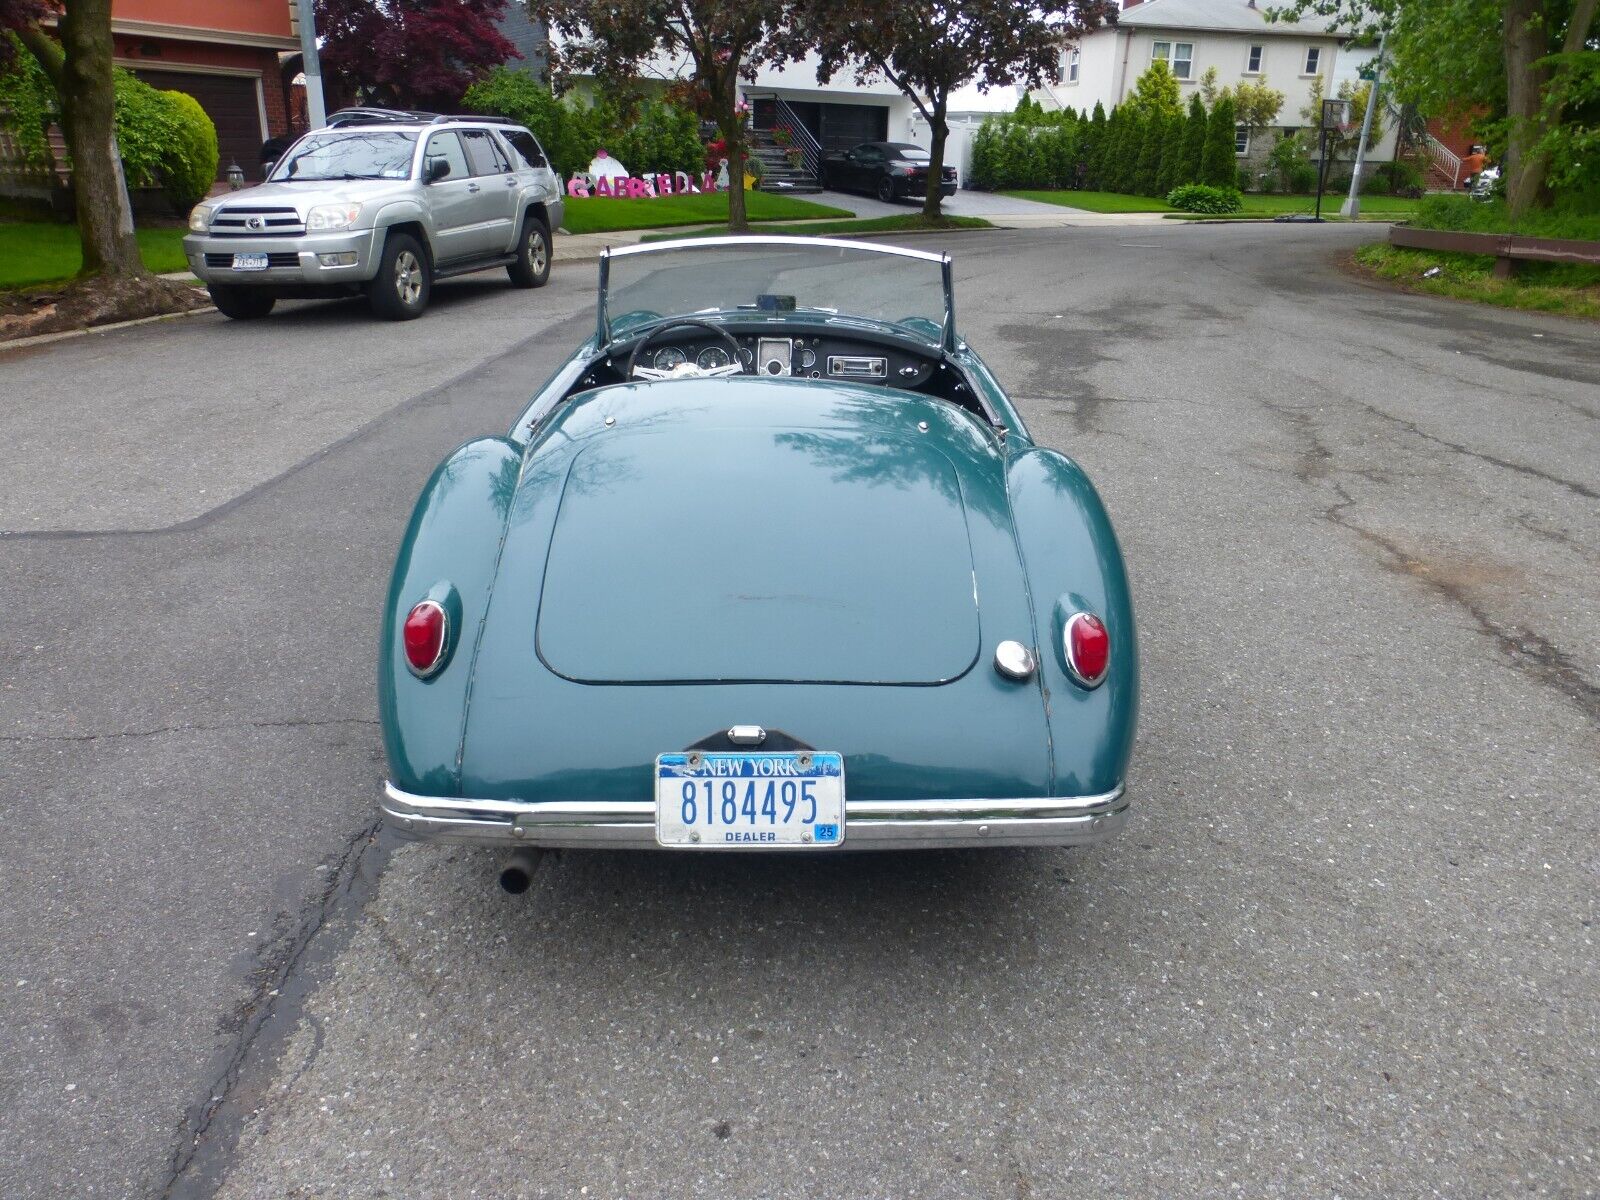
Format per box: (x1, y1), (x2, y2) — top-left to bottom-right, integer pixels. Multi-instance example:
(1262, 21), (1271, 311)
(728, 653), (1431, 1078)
(1322, 98), (1354, 135)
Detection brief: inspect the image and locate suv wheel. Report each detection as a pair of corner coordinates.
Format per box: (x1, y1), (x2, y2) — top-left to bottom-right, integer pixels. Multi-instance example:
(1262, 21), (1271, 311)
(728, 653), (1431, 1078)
(208, 285), (276, 320)
(507, 216), (551, 288)
(369, 233), (430, 320)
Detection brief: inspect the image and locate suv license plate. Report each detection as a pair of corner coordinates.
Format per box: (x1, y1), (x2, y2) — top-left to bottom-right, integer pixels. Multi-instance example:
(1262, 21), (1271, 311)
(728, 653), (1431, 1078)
(656, 751), (844, 849)
(231, 253), (269, 271)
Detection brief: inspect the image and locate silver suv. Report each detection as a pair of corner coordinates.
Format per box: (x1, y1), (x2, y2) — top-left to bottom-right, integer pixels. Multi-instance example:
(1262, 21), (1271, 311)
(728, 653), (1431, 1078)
(183, 111), (565, 321)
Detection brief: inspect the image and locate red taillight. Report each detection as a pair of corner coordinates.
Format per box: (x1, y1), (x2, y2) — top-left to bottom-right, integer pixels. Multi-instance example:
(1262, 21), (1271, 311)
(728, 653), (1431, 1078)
(1064, 612), (1110, 688)
(402, 600), (448, 677)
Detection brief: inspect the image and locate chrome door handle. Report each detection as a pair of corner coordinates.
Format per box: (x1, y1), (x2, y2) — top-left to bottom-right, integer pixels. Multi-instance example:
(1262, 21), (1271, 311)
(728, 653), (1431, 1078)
(467, 183), (480, 193)
(505, 176), (516, 186)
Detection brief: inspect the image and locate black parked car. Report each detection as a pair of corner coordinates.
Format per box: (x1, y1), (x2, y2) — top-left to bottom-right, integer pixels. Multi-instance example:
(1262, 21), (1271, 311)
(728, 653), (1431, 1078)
(820, 142), (958, 203)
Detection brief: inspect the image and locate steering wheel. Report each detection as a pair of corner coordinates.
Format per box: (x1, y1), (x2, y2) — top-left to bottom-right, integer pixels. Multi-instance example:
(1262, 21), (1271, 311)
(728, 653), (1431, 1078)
(626, 319), (746, 382)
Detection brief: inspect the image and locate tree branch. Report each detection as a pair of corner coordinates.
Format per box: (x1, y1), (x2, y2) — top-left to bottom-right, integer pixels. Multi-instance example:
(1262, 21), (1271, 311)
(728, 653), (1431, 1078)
(17, 19), (63, 87)
(1563, 0), (1597, 54)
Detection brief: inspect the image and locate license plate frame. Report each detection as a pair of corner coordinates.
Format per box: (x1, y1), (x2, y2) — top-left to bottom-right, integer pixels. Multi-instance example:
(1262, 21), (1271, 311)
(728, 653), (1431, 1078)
(655, 751), (845, 849)
(231, 252), (270, 272)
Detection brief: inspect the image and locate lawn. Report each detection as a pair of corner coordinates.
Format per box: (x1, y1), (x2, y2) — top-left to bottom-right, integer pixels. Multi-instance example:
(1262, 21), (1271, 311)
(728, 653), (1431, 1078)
(1001, 189), (1426, 219)
(0, 221), (190, 289)
(561, 191), (851, 235)
(1353, 243), (1600, 321)
(641, 214), (992, 242)
(1003, 190), (1172, 213)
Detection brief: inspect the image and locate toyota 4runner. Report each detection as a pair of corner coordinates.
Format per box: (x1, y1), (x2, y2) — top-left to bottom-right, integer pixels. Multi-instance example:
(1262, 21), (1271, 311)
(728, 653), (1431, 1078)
(183, 110), (565, 321)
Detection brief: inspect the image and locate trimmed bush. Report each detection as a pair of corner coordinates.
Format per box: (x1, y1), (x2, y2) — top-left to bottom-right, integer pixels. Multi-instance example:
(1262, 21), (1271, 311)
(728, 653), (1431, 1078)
(1199, 95), (1236, 188)
(160, 89), (218, 208)
(1167, 183), (1244, 213)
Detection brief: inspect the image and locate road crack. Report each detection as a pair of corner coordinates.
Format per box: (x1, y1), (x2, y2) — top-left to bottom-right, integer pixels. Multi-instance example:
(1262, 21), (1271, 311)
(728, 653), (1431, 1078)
(0, 716), (380, 744)
(159, 816), (384, 1199)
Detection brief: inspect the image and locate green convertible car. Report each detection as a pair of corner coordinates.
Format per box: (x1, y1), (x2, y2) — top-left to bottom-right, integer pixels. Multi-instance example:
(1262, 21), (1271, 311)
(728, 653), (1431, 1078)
(378, 237), (1137, 887)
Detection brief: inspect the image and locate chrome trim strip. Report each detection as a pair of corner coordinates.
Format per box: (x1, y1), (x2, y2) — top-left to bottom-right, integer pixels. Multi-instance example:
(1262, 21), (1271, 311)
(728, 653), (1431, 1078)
(602, 235), (950, 264)
(380, 781), (1128, 850)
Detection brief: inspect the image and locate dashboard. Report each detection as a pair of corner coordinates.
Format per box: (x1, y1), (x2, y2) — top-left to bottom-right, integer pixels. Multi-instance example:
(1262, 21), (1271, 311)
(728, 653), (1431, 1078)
(638, 332), (938, 388)
(559, 323), (991, 425)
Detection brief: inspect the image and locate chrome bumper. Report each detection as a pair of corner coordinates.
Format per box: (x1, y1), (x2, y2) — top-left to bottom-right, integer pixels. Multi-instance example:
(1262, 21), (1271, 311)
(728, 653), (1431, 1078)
(380, 781), (1129, 850)
(182, 229), (380, 285)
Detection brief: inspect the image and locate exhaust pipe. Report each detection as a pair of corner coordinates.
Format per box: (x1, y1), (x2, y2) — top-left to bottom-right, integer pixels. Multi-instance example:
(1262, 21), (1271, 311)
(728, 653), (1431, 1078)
(498, 848), (544, 895)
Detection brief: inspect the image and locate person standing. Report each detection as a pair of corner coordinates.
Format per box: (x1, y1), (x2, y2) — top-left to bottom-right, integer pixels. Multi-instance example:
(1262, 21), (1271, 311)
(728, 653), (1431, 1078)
(1459, 145), (1487, 190)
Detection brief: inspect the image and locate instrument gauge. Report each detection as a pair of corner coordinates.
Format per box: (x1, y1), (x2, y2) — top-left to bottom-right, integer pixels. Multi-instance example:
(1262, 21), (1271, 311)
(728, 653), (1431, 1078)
(652, 346), (687, 371)
(696, 346), (733, 370)
(799, 347), (818, 369)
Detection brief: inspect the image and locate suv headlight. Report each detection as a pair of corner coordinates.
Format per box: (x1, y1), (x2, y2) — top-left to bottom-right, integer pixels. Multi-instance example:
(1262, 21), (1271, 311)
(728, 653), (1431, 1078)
(307, 203), (361, 232)
(188, 204), (213, 232)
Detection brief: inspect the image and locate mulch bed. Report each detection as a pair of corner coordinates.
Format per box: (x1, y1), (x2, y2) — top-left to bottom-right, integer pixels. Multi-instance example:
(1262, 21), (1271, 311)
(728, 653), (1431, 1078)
(0, 274), (210, 343)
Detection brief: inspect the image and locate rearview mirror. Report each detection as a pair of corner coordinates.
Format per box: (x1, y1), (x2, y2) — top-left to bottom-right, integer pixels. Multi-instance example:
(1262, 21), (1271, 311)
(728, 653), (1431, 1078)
(424, 157), (451, 183)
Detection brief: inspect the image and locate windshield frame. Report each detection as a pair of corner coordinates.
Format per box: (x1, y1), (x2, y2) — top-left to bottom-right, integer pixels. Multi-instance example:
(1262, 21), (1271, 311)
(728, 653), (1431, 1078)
(597, 236), (957, 353)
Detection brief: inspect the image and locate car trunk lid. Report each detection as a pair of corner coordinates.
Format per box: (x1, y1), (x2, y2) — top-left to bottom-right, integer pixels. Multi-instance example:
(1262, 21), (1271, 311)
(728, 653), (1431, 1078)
(535, 426), (979, 685)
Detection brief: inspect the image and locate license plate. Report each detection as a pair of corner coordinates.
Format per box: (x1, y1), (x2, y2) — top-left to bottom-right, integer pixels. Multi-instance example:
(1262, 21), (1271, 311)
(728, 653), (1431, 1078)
(231, 253), (269, 271)
(656, 751), (844, 848)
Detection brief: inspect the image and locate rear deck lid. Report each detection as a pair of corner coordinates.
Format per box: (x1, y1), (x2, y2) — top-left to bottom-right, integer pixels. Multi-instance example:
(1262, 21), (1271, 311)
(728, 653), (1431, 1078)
(535, 427), (980, 685)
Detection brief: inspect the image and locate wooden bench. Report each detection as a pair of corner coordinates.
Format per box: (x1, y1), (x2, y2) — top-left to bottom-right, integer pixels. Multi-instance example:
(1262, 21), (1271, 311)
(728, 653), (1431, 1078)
(1391, 225), (1600, 279)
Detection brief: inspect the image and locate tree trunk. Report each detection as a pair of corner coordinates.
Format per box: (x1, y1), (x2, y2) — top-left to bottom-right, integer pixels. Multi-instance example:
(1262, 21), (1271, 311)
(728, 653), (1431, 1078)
(722, 83), (748, 233)
(47, 0), (145, 278)
(1502, 0), (1550, 218)
(921, 98), (949, 221)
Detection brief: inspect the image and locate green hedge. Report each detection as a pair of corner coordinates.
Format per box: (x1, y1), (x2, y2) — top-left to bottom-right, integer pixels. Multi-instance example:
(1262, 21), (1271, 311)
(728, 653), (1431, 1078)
(1167, 183), (1243, 213)
(158, 89), (218, 208)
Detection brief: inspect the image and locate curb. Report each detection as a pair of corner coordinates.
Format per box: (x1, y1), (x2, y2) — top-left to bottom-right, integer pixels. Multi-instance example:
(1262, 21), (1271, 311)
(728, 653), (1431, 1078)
(0, 302), (217, 353)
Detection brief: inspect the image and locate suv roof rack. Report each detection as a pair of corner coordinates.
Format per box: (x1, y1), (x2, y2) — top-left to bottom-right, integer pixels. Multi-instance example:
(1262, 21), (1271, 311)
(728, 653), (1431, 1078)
(428, 112), (520, 127)
(325, 106), (440, 127)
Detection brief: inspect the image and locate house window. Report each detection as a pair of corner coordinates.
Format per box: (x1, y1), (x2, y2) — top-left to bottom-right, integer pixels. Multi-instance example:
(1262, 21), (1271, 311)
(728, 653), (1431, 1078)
(1246, 44), (1263, 73)
(1303, 46), (1321, 74)
(1235, 127), (1250, 155)
(1063, 47), (1080, 84)
(1151, 40), (1195, 80)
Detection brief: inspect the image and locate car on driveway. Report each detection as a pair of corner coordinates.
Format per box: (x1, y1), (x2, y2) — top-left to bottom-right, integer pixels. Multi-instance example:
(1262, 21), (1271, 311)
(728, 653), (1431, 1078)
(820, 142), (958, 203)
(377, 236), (1138, 883)
(183, 109), (564, 321)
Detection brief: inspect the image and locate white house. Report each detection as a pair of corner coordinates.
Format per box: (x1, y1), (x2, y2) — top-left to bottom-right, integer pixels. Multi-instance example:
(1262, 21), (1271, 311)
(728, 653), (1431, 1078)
(1043, 0), (1394, 166)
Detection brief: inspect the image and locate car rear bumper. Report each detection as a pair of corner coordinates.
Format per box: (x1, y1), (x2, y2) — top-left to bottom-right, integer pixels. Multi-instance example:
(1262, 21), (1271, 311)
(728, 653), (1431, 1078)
(380, 781), (1129, 850)
(182, 229), (381, 285)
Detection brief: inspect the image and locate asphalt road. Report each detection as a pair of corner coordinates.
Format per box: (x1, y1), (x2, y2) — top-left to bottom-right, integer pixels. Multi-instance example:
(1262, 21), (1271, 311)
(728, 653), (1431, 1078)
(1, 225), (1595, 1199)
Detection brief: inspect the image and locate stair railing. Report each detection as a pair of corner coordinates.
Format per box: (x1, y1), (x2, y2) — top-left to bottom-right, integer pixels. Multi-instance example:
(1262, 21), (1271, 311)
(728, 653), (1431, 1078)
(748, 93), (822, 182)
(1424, 132), (1461, 187)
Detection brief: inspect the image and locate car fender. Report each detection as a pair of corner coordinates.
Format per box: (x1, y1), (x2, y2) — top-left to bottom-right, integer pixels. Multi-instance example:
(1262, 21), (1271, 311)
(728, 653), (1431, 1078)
(368, 199), (435, 253)
(380, 436), (523, 796)
(1006, 447), (1139, 796)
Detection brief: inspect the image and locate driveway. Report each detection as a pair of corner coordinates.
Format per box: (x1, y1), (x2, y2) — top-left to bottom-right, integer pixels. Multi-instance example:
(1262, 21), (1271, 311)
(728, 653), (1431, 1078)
(1, 224), (1594, 1199)
(812, 186), (1086, 218)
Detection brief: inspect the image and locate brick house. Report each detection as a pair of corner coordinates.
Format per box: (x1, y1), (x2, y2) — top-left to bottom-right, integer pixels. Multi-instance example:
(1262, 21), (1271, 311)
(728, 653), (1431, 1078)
(62, 0), (301, 182)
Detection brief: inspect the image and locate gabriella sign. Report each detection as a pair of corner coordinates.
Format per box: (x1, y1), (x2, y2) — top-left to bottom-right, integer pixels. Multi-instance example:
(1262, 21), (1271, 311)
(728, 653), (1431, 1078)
(565, 149), (727, 198)
(566, 171), (725, 198)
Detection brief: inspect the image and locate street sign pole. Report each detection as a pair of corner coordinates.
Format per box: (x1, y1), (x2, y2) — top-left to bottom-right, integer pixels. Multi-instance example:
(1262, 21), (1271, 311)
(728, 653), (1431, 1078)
(1340, 31), (1386, 218)
(295, 0), (327, 129)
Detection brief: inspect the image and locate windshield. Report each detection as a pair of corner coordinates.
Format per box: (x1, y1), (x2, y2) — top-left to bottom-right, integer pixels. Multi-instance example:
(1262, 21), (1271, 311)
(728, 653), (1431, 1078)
(600, 237), (953, 348)
(270, 131), (418, 181)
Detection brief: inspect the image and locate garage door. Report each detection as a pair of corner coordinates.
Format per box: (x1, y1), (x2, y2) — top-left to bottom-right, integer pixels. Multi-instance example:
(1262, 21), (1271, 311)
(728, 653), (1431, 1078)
(131, 70), (263, 182)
